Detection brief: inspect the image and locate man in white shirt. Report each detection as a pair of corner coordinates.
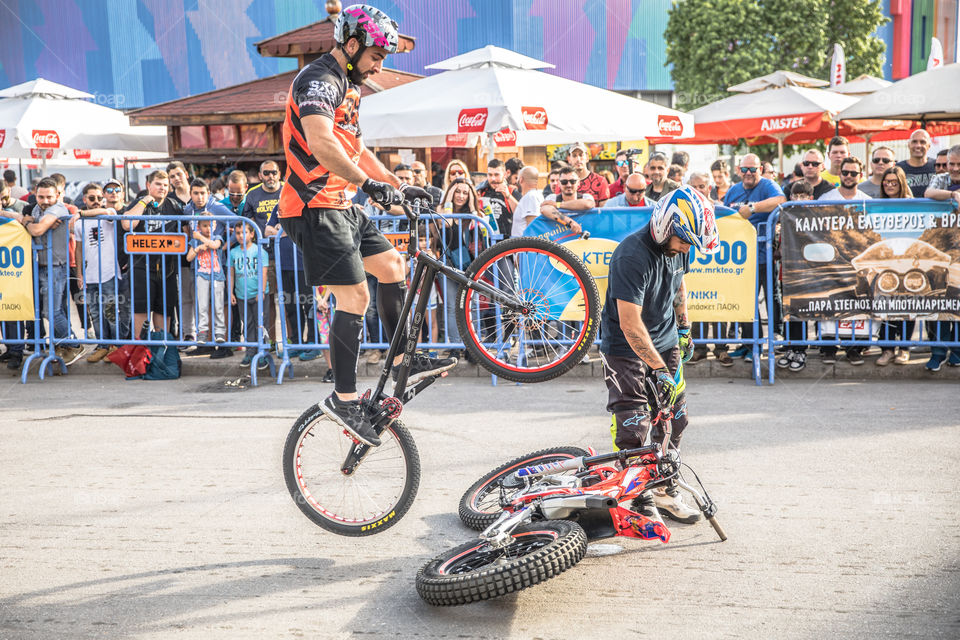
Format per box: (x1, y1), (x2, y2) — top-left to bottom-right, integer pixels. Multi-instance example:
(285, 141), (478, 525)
(818, 157), (872, 201)
(511, 166), (542, 237)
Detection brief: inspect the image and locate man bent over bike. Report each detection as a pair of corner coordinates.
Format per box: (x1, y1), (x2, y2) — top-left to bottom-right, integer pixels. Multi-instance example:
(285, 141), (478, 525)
(278, 5), (455, 447)
(599, 185), (719, 524)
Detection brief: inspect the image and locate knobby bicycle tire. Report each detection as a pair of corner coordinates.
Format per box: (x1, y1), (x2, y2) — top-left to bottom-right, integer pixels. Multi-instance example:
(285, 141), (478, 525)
(458, 446), (590, 531)
(416, 520), (587, 606)
(454, 237), (600, 383)
(282, 403), (420, 537)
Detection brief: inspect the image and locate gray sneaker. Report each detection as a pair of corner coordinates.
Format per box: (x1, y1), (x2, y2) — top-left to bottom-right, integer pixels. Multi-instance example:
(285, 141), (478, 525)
(321, 393), (381, 447)
(393, 353), (457, 384)
(653, 486), (702, 524)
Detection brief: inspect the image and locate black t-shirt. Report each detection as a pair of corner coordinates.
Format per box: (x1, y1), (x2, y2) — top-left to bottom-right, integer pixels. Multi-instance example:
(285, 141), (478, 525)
(897, 159), (936, 198)
(123, 195), (183, 276)
(810, 179), (834, 200)
(242, 183), (283, 252)
(476, 184), (514, 238)
(601, 223), (689, 357)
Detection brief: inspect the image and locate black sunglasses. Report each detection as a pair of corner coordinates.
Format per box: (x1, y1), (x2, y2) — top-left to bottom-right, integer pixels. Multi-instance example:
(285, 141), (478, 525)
(872, 157), (893, 164)
(262, 170), (279, 176)
(840, 169), (861, 177)
(559, 178), (578, 185)
(802, 160), (821, 167)
(625, 186), (645, 194)
(739, 166), (759, 174)
(935, 162), (947, 168)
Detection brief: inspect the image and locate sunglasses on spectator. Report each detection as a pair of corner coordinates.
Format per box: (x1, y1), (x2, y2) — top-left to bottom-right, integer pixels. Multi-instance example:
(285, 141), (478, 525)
(872, 157), (893, 164)
(615, 160), (629, 167)
(85, 194), (103, 201)
(228, 191), (244, 198)
(262, 170), (279, 176)
(882, 180), (900, 187)
(739, 166), (759, 174)
(104, 186), (122, 194)
(625, 186), (644, 194)
(412, 168), (424, 174)
(840, 169), (861, 177)
(802, 161), (821, 167)
(935, 162), (947, 169)
(449, 170), (465, 176)
(559, 178), (578, 185)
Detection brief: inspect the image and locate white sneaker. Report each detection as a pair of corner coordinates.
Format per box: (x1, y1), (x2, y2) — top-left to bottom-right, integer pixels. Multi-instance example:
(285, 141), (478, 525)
(653, 486), (701, 524)
(776, 351), (794, 369)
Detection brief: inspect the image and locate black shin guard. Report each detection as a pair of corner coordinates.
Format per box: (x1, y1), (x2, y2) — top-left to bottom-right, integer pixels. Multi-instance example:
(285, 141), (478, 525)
(377, 281), (408, 346)
(330, 310), (364, 395)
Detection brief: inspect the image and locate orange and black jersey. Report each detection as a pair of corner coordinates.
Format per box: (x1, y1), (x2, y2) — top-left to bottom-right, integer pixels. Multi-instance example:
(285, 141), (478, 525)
(279, 53), (362, 217)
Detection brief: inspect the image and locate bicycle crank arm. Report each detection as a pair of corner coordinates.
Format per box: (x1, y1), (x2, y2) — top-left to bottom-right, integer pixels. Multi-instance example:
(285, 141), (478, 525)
(339, 440), (372, 476)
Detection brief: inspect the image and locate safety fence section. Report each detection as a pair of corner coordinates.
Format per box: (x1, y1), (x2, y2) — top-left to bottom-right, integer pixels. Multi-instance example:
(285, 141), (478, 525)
(762, 198), (960, 384)
(4, 201), (958, 385)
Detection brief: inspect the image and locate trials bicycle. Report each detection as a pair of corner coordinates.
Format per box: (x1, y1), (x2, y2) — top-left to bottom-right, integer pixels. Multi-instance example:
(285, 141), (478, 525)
(282, 193), (601, 536)
(416, 372), (726, 606)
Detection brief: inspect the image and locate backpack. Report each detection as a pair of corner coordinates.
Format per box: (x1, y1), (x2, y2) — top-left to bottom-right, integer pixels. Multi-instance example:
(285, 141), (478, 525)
(143, 331), (182, 380)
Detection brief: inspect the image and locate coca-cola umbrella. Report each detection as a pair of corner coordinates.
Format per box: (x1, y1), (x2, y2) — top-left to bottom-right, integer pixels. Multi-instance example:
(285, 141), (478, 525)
(0, 78), (167, 174)
(358, 45), (693, 149)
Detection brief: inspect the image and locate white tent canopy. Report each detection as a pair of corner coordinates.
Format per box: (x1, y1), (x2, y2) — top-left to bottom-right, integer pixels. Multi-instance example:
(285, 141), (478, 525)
(829, 74), (892, 96)
(726, 70), (829, 93)
(837, 63), (960, 121)
(359, 46), (693, 148)
(0, 77), (167, 158)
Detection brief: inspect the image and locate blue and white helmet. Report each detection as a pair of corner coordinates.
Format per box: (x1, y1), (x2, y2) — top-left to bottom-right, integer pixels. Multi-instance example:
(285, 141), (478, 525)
(650, 185), (719, 254)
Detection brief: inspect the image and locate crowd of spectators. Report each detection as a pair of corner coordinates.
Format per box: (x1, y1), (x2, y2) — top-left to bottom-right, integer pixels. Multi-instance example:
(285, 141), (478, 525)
(2, 132), (958, 376)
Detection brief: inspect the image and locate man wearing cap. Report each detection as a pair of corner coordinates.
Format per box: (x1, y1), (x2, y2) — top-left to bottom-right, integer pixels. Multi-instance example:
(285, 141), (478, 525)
(566, 142), (609, 206)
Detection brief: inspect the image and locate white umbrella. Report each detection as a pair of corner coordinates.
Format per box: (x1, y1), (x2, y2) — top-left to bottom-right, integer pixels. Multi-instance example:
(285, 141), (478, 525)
(837, 63), (960, 121)
(0, 78), (167, 158)
(359, 46), (693, 148)
(829, 74), (892, 96)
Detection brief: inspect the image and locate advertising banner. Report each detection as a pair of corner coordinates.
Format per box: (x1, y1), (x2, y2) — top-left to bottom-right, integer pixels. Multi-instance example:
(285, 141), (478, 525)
(0, 218), (35, 320)
(524, 206), (755, 322)
(780, 201), (960, 320)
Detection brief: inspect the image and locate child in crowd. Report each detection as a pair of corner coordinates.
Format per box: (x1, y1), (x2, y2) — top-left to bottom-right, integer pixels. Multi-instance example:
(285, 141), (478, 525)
(789, 180), (814, 201)
(229, 221), (269, 368)
(186, 215), (230, 358)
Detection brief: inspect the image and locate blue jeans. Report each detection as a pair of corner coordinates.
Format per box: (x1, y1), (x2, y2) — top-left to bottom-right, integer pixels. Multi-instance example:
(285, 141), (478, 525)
(441, 275), (460, 343)
(38, 263), (78, 348)
(85, 277), (124, 349)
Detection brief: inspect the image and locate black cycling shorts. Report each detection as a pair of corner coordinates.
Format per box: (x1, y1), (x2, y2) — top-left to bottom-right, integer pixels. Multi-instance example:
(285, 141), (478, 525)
(283, 205), (394, 286)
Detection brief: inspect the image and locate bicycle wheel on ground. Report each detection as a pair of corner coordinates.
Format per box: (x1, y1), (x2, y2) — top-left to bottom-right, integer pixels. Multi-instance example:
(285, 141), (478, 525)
(455, 237), (600, 383)
(458, 446), (590, 531)
(282, 403), (420, 536)
(416, 520), (587, 606)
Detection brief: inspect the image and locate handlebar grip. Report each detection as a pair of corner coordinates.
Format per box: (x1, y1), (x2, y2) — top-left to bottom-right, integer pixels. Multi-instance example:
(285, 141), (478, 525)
(708, 515), (727, 542)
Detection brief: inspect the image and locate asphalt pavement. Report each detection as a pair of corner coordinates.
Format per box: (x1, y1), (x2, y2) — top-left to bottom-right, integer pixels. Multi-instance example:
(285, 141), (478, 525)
(0, 374), (958, 639)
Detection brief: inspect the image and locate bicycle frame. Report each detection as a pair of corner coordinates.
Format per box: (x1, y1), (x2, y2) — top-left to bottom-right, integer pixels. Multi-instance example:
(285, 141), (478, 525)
(340, 201), (529, 473)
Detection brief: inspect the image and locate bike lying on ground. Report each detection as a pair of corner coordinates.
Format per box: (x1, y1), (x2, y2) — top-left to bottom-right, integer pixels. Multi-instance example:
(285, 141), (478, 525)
(416, 378), (726, 605)
(282, 194), (601, 537)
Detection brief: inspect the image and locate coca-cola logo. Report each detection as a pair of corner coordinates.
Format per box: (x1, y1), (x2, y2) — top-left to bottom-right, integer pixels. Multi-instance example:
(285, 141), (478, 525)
(87, 158), (103, 167)
(445, 133), (468, 147)
(493, 129), (517, 147)
(30, 148), (55, 159)
(32, 129), (60, 148)
(458, 108), (488, 133)
(657, 115), (684, 136)
(73, 149), (91, 160)
(521, 106), (547, 130)
(0, 129), (5, 147)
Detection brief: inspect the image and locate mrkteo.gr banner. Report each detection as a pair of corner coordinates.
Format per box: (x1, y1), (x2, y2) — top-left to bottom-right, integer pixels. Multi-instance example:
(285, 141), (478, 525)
(524, 206), (756, 322)
(780, 201), (960, 320)
(0, 218), (35, 321)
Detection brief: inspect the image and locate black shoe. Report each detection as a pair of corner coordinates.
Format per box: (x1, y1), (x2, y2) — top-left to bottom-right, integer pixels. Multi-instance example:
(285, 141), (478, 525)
(321, 368), (335, 383)
(846, 348), (864, 366)
(821, 348), (837, 365)
(0, 351), (11, 362)
(393, 352), (458, 384)
(193, 345), (215, 356)
(629, 491), (663, 525)
(209, 346), (233, 359)
(6, 355), (22, 371)
(321, 393), (381, 447)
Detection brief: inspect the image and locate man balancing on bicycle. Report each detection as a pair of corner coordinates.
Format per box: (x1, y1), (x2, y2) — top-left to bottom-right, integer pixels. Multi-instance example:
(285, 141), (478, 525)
(278, 4), (455, 447)
(599, 185), (719, 525)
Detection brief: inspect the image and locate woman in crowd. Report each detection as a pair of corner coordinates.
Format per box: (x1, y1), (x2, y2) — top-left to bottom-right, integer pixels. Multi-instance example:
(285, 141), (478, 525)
(442, 159), (471, 192)
(879, 166), (912, 199)
(876, 165), (914, 366)
(435, 178), (486, 357)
